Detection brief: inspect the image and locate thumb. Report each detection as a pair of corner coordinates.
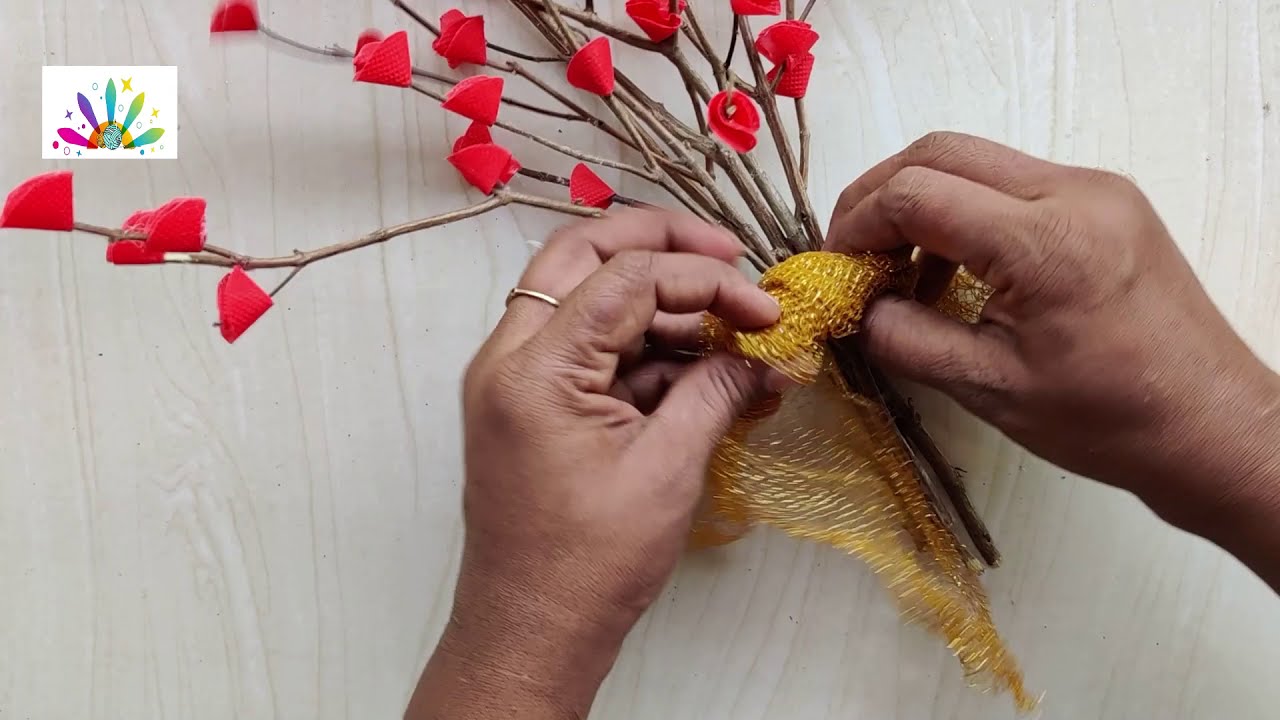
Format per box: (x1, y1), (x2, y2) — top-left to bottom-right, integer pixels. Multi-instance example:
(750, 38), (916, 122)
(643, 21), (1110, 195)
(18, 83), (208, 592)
(641, 352), (775, 468)
(860, 295), (1009, 402)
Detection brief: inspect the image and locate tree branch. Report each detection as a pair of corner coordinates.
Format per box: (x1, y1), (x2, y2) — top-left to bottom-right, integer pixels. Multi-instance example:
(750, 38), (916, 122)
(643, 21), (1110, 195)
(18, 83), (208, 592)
(389, 0), (562, 63)
(736, 16), (823, 250)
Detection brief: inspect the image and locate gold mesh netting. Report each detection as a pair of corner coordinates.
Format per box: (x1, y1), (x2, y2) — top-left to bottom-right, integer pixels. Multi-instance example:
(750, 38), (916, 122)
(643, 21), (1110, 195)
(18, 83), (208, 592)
(693, 251), (1033, 712)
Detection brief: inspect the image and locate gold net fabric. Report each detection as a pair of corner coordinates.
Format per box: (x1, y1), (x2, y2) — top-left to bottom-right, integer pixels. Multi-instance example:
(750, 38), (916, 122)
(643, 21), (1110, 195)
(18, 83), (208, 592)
(694, 251), (1032, 712)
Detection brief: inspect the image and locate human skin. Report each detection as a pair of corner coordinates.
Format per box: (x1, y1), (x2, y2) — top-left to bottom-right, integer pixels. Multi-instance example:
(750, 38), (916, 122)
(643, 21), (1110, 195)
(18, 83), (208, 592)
(405, 135), (1280, 719)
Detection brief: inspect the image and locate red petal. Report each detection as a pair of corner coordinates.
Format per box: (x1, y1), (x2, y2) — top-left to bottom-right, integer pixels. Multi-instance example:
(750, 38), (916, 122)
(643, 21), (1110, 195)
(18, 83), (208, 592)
(431, 10), (487, 68)
(730, 0), (781, 15)
(755, 20), (818, 62)
(355, 28), (383, 56)
(144, 197), (207, 252)
(442, 75), (504, 126)
(707, 91), (761, 153)
(452, 121), (494, 153)
(0, 170), (74, 231)
(121, 209), (153, 232)
(624, 0), (685, 42)
(106, 240), (165, 265)
(569, 164), (615, 209)
(352, 30), (412, 88)
(765, 52), (815, 98)
(448, 143), (521, 194)
(209, 0), (259, 33)
(565, 37), (615, 96)
(217, 267), (273, 343)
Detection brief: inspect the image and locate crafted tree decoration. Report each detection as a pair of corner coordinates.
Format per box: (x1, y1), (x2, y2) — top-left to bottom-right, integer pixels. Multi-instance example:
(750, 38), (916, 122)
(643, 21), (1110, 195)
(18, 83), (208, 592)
(1, 0), (1036, 710)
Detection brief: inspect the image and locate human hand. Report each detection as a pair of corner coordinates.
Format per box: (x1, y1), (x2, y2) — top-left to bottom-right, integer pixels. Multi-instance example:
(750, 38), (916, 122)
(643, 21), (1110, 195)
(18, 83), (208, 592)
(407, 210), (779, 719)
(826, 132), (1280, 545)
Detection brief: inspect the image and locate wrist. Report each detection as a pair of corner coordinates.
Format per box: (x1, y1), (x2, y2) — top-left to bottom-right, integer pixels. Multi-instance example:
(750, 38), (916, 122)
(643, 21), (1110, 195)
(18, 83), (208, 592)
(1144, 366), (1280, 576)
(407, 569), (633, 720)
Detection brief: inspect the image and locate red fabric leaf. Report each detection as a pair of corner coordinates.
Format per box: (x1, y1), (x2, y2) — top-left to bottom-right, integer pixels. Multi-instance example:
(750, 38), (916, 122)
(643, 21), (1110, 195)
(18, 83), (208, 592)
(209, 0), (259, 33)
(217, 267), (273, 343)
(569, 164), (615, 210)
(624, 0), (685, 42)
(442, 75), (504, 126)
(452, 121), (494, 153)
(730, 0), (781, 15)
(706, 90), (761, 153)
(755, 20), (819, 62)
(355, 28), (383, 56)
(352, 30), (412, 88)
(121, 209), (153, 232)
(565, 37), (615, 96)
(765, 52), (815, 98)
(144, 197), (207, 252)
(432, 9), (487, 68)
(448, 143), (521, 195)
(0, 170), (74, 231)
(106, 241), (165, 265)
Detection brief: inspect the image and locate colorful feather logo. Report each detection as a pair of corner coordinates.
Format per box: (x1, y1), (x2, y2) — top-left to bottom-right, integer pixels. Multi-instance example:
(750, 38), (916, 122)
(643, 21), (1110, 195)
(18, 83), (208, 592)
(56, 77), (166, 154)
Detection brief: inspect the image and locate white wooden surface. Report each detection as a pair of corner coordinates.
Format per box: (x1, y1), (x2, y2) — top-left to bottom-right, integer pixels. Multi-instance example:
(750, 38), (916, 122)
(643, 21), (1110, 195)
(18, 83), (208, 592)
(2, 1), (1278, 718)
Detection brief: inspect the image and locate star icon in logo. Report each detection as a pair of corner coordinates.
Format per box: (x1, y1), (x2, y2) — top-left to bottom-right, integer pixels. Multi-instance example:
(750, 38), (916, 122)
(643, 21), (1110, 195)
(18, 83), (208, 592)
(151, 108), (160, 118)
(76, 150), (81, 156)
(121, 77), (133, 92)
(64, 110), (73, 120)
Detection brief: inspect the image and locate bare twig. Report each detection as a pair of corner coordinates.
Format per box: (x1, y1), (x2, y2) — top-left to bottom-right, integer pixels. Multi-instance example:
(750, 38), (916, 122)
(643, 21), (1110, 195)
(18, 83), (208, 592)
(800, 0), (819, 21)
(268, 263), (305, 297)
(389, 0), (562, 63)
(515, 167), (642, 207)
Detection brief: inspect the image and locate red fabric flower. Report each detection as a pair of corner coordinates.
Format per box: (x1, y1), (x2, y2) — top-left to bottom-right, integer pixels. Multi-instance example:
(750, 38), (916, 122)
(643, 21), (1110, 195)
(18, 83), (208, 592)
(765, 53), (814, 98)
(569, 164), (615, 210)
(625, 0), (685, 42)
(355, 29), (383, 56)
(452, 121), (494, 153)
(432, 9), (487, 68)
(121, 209), (153, 232)
(756, 20), (819, 97)
(106, 241), (165, 265)
(217, 266), (273, 343)
(353, 30), (412, 88)
(209, 0), (259, 33)
(442, 75), (504, 126)
(0, 170), (74, 231)
(448, 143), (521, 194)
(566, 37), (615, 96)
(730, 0), (781, 15)
(144, 197), (206, 252)
(706, 90), (761, 153)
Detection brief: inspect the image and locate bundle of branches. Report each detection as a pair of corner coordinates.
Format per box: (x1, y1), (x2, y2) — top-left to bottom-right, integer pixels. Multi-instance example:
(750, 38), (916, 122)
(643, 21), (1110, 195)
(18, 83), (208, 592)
(0, 0), (1033, 710)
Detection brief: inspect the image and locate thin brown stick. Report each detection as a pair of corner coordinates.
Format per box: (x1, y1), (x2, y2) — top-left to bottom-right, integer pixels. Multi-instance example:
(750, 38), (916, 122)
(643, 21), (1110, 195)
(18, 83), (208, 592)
(800, 0), (819, 21)
(389, 0), (562, 63)
(495, 60), (637, 150)
(515, 167), (642, 207)
(268, 263), (305, 297)
(72, 222), (145, 241)
(257, 24), (586, 124)
(515, 0), (661, 50)
(797, 98), (811, 183)
(736, 16), (823, 249)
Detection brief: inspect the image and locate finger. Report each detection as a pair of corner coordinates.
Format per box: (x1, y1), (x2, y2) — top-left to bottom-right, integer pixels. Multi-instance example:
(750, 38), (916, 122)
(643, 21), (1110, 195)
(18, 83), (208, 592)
(637, 352), (773, 476)
(914, 252), (958, 306)
(607, 360), (692, 414)
(859, 295), (1012, 403)
(826, 131), (1063, 252)
(529, 251), (779, 395)
(648, 312), (708, 351)
(826, 166), (1033, 284)
(490, 210), (744, 359)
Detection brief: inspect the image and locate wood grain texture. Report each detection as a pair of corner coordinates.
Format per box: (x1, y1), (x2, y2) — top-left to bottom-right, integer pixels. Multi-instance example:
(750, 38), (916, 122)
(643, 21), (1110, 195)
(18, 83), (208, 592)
(1, 1), (1277, 719)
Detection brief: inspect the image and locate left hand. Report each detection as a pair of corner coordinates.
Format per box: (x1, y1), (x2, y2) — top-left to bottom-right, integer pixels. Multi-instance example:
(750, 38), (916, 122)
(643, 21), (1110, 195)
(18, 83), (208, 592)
(408, 210), (780, 719)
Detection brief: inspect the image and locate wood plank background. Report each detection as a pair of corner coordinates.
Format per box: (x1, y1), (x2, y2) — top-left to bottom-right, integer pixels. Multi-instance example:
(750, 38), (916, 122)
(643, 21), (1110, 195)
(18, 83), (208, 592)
(1, 1), (1277, 718)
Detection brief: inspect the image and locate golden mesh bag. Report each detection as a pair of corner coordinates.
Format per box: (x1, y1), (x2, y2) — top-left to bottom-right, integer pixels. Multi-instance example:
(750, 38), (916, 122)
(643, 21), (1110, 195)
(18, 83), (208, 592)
(695, 251), (1032, 712)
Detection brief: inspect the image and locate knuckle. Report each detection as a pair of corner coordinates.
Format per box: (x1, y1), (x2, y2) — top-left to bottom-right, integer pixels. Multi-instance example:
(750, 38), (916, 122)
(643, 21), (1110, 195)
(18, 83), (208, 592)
(574, 252), (653, 333)
(906, 131), (965, 160)
(877, 167), (936, 225)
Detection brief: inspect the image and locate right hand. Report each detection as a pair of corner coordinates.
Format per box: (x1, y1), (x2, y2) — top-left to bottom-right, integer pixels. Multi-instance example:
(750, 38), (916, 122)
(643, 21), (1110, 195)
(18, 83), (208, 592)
(826, 132), (1280, 538)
